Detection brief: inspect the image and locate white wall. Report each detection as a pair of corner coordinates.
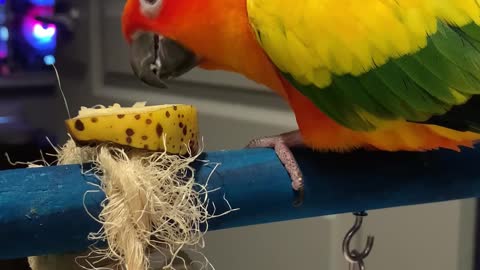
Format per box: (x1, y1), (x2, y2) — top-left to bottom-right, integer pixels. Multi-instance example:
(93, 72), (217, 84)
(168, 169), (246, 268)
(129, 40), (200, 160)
(49, 1), (478, 269)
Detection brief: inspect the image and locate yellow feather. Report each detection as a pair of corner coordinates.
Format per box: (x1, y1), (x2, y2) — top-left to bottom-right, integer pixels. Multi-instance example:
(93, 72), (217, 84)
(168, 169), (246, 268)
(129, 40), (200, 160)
(255, 26), (290, 72)
(308, 67), (332, 89)
(246, 0), (480, 87)
(285, 30), (315, 76)
(449, 88), (471, 104)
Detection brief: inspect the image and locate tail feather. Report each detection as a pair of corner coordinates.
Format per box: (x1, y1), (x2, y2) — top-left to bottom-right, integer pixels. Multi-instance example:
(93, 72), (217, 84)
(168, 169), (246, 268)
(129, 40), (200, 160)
(420, 95), (480, 133)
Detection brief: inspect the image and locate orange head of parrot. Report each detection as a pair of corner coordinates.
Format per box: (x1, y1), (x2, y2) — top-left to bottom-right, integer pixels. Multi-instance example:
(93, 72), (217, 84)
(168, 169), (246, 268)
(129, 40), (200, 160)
(121, 0), (285, 94)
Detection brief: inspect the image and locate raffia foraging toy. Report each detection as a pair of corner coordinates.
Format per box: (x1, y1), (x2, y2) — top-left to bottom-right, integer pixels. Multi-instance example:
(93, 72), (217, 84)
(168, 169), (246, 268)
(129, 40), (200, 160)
(27, 102), (226, 270)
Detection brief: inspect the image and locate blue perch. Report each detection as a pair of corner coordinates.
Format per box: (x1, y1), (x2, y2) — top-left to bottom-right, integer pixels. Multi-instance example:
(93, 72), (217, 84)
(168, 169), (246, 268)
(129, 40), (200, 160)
(1, 147), (480, 259)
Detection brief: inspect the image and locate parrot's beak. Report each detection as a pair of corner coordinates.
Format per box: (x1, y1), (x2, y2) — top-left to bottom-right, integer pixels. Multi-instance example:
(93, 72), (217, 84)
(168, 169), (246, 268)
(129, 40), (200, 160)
(129, 32), (198, 88)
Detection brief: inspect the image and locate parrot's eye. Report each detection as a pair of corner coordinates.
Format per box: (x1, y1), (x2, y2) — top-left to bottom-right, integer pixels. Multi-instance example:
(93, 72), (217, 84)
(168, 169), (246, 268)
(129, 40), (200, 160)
(139, 0), (163, 18)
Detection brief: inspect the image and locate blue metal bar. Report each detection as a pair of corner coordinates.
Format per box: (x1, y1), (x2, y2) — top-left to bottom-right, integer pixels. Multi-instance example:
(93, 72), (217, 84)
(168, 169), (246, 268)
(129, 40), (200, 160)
(1, 147), (480, 259)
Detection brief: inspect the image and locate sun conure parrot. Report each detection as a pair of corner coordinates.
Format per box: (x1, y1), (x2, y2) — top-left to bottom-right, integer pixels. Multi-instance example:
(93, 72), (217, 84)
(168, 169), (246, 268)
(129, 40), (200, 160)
(121, 0), (480, 199)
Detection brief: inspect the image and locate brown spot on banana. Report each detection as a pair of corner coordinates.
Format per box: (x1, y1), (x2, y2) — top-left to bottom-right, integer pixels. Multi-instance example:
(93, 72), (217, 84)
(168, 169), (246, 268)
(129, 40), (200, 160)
(75, 120), (85, 131)
(126, 128), (135, 136)
(156, 124), (163, 138)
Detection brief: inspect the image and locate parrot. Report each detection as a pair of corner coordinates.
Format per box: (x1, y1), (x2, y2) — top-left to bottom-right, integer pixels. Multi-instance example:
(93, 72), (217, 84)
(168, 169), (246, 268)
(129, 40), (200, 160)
(121, 0), (480, 202)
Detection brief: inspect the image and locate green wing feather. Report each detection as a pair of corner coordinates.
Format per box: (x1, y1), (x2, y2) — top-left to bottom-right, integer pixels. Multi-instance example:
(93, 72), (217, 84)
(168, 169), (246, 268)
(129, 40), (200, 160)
(282, 22), (480, 131)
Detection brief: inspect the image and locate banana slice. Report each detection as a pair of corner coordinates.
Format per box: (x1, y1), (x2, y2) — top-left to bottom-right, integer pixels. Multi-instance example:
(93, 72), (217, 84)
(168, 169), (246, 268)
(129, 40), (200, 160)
(65, 102), (199, 155)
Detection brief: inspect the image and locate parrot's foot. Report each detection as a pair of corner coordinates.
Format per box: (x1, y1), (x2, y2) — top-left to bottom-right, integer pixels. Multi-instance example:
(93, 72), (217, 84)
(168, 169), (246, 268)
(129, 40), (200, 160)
(246, 130), (305, 206)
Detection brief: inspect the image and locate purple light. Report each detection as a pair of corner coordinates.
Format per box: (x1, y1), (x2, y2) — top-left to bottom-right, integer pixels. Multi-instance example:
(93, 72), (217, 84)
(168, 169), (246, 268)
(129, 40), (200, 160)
(22, 6), (57, 51)
(0, 41), (6, 59)
(32, 23), (56, 42)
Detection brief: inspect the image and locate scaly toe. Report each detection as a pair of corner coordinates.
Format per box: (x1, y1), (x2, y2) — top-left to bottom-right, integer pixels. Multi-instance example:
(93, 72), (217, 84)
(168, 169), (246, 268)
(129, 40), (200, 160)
(245, 131), (306, 206)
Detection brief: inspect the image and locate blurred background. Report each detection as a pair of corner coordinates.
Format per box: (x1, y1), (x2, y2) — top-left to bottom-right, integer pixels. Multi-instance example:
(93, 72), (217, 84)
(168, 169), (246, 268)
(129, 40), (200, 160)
(0, 0), (478, 269)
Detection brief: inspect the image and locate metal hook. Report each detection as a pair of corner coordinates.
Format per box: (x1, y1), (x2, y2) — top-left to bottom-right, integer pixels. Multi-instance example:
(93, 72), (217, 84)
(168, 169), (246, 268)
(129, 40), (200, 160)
(342, 212), (374, 270)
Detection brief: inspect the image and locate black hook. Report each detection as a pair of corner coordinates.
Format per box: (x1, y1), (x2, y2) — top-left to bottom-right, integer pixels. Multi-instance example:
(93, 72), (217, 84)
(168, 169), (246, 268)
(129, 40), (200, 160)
(342, 212), (374, 270)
